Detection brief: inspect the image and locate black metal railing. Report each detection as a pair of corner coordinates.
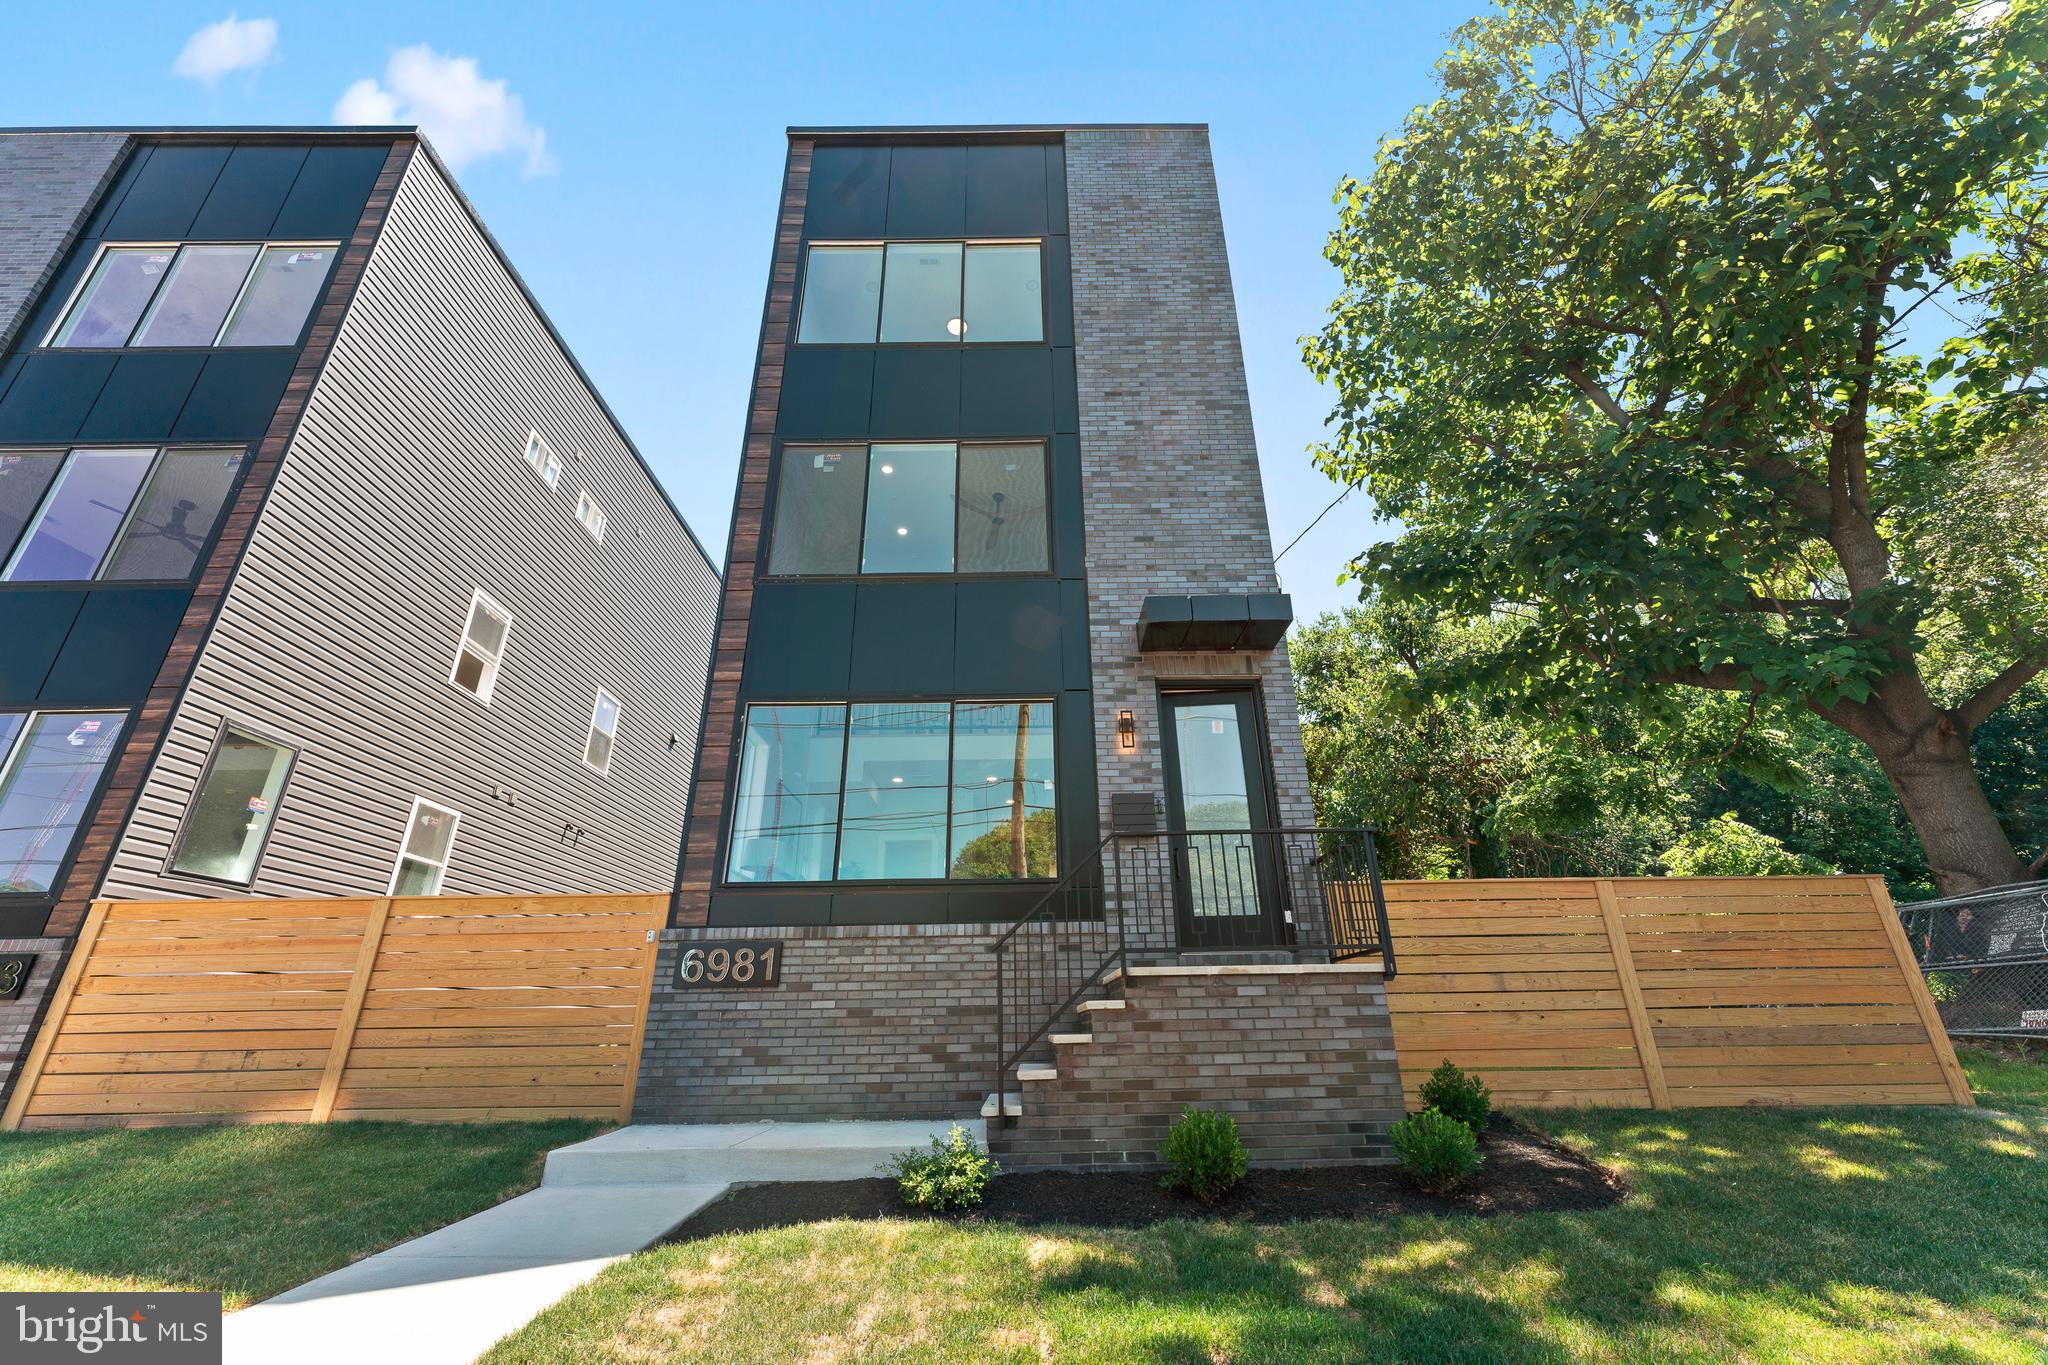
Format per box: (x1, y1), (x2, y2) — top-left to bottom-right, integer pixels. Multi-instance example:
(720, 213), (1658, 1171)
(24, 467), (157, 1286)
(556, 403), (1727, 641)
(990, 826), (1393, 1112)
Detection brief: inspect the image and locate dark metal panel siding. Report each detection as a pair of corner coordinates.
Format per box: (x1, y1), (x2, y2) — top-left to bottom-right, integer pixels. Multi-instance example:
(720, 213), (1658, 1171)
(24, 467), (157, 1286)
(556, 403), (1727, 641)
(101, 156), (720, 901)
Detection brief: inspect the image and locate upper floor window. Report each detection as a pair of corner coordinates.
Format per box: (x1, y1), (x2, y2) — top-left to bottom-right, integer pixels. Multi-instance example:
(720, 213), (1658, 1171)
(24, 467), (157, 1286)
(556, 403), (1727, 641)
(0, 710), (126, 895)
(0, 446), (246, 583)
(47, 242), (337, 350)
(796, 240), (1042, 345)
(583, 689), (621, 774)
(449, 589), (512, 703)
(523, 431), (563, 488)
(768, 441), (1048, 577)
(726, 699), (1057, 885)
(575, 490), (607, 542)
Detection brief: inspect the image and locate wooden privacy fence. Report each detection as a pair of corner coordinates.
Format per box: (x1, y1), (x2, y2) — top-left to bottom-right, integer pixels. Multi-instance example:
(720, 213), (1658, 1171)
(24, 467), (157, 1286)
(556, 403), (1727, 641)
(1381, 875), (1973, 1110)
(1, 893), (665, 1131)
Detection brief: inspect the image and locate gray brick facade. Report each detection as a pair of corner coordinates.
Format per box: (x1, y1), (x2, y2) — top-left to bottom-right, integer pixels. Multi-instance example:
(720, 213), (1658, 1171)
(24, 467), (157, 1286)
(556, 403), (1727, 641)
(0, 132), (128, 355)
(635, 924), (1006, 1123)
(990, 966), (1402, 1170)
(1065, 127), (1317, 834)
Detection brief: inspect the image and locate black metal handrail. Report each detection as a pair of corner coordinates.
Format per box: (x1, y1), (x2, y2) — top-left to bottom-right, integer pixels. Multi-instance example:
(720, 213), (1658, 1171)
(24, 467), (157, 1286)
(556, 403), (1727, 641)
(989, 825), (1393, 1118)
(990, 833), (1123, 1112)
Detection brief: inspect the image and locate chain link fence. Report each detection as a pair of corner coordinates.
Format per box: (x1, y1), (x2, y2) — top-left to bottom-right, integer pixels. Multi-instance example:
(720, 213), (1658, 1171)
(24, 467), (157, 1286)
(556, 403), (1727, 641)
(1898, 881), (2048, 1039)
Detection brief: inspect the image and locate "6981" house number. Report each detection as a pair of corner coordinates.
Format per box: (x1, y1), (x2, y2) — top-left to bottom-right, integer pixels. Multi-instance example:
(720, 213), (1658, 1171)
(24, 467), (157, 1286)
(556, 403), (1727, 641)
(675, 941), (784, 989)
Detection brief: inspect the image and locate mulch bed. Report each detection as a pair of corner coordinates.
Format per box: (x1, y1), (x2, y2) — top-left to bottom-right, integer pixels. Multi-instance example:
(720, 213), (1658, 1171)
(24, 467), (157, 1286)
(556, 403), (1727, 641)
(663, 1118), (1625, 1242)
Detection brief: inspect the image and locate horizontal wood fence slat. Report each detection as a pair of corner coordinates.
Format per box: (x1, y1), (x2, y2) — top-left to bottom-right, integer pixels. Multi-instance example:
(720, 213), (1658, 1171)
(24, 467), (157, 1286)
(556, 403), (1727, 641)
(1, 894), (666, 1132)
(1382, 875), (1973, 1110)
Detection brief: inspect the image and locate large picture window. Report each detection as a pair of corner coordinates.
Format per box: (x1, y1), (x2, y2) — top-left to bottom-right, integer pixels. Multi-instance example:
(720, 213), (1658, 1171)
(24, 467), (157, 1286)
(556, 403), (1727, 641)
(726, 700), (1056, 885)
(47, 242), (337, 350)
(767, 441), (1048, 578)
(0, 447), (246, 584)
(796, 240), (1042, 345)
(0, 710), (126, 895)
(168, 723), (296, 886)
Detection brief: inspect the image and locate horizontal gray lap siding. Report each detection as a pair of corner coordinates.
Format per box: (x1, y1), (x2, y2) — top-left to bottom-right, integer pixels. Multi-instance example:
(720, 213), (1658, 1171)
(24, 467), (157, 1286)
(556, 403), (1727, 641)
(101, 156), (719, 901)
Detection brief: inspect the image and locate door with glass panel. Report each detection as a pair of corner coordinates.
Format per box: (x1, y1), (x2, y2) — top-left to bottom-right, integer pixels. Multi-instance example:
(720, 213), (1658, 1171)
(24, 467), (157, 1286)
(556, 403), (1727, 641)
(1160, 689), (1282, 949)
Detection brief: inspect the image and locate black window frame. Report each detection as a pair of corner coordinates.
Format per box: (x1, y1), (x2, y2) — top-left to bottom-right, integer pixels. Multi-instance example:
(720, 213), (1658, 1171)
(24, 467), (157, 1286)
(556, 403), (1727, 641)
(762, 439), (1053, 581)
(792, 238), (1047, 348)
(0, 706), (134, 907)
(721, 696), (1060, 889)
(0, 443), (254, 588)
(38, 238), (342, 353)
(163, 717), (300, 889)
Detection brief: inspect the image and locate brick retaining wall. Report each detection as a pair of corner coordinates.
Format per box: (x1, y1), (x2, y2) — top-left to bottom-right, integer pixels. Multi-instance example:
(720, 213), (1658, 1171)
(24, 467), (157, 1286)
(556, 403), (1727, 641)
(633, 924), (1012, 1124)
(989, 966), (1403, 1170)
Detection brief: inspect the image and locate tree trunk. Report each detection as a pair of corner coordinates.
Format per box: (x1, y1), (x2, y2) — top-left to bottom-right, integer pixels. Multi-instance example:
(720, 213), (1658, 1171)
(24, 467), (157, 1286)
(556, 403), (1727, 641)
(1857, 714), (2029, 896)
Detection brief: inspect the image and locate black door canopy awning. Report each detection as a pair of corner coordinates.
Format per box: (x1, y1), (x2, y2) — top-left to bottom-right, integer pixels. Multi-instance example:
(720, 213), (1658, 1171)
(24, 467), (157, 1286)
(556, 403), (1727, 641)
(1136, 593), (1293, 651)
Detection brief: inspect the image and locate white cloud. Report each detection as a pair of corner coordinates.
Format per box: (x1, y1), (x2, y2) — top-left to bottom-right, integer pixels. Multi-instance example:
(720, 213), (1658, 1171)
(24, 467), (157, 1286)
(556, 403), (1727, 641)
(173, 15), (279, 87)
(332, 46), (553, 177)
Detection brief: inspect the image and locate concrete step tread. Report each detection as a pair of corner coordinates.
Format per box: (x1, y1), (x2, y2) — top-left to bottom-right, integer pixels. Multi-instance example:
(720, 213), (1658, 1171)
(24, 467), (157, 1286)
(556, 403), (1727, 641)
(1048, 1032), (1093, 1045)
(1077, 998), (1127, 1012)
(981, 1092), (1023, 1118)
(543, 1120), (983, 1187)
(1016, 1065), (1058, 1082)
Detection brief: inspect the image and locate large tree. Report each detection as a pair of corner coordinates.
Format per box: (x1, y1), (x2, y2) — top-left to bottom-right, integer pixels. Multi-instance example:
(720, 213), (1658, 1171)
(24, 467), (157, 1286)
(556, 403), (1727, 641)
(1305, 0), (2048, 893)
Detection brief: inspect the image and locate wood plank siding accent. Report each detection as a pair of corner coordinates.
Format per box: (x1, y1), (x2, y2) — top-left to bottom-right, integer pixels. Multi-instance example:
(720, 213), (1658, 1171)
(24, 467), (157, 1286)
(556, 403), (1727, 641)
(1, 893), (664, 1130)
(97, 152), (720, 908)
(671, 140), (812, 926)
(1380, 875), (1973, 1109)
(42, 140), (413, 938)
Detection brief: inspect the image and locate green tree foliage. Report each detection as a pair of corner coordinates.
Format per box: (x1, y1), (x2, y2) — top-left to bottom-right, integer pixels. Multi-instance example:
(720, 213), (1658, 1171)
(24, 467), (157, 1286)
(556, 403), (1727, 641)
(1296, 603), (2047, 895)
(1304, 0), (2048, 893)
(1659, 812), (1834, 876)
(1293, 602), (1789, 879)
(948, 809), (1058, 880)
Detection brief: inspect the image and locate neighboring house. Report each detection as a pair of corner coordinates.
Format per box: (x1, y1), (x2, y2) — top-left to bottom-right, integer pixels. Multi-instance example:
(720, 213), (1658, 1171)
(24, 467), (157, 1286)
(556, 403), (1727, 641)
(637, 124), (1402, 1168)
(0, 128), (719, 1103)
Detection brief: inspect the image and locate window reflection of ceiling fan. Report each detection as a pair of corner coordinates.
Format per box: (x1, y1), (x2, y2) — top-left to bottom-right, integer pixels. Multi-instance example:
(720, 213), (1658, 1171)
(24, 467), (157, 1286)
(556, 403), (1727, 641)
(958, 490), (1008, 552)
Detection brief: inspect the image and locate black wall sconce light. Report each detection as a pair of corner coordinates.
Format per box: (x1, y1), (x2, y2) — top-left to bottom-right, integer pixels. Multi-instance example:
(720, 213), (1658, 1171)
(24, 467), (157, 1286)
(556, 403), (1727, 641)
(1117, 710), (1137, 751)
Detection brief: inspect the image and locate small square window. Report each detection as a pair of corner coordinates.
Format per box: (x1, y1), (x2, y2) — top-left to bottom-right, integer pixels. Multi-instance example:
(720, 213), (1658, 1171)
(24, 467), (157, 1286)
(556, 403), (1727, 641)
(449, 589), (512, 703)
(576, 490), (607, 542)
(523, 431), (563, 488)
(584, 689), (621, 774)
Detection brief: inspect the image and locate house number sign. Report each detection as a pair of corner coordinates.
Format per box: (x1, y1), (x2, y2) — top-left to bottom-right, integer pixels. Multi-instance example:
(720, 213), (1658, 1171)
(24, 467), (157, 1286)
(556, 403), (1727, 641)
(676, 941), (783, 989)
(0, 954), (35, 1001)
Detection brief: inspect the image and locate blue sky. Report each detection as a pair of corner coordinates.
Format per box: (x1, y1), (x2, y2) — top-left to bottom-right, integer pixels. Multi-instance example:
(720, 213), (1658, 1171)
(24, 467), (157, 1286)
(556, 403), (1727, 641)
(0, 2), (1489, 621)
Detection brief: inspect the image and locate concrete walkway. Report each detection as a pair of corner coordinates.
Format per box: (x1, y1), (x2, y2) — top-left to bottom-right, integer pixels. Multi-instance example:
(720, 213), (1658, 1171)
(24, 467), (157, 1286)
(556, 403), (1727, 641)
(224, 1119), (976, 1365)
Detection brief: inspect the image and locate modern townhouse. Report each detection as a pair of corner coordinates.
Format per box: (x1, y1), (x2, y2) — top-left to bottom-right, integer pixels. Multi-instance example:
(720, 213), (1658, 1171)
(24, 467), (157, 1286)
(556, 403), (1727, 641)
(0, 127), (720, 1104)
(636, 124), (1404, 1169)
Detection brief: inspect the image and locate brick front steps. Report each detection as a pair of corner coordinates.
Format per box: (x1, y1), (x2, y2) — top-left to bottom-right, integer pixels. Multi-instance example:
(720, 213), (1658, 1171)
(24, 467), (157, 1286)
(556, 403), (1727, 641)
(985, 961), (1404, 1171)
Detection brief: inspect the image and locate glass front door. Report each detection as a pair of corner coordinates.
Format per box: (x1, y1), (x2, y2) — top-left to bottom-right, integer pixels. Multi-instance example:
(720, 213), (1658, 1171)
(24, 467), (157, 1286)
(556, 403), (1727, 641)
(1161, 690), (1281, 948)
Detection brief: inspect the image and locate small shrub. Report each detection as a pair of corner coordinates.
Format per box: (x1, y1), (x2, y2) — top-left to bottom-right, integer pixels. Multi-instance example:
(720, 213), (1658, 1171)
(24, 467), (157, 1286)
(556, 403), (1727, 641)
(1419, 1059), (1492, 1131)
(1391, 1107), (1483, 1193)
(1158, 1106), (1249, 1201)
(1926, 971), (1963, 1004)
(887, 1124), (998, 1211)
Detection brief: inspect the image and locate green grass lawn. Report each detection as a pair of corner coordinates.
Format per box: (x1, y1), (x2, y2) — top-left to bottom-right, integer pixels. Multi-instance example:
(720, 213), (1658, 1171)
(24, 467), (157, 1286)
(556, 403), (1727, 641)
(0, 1119), (602, 1309)
(485, 1074), (2048, 1363)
